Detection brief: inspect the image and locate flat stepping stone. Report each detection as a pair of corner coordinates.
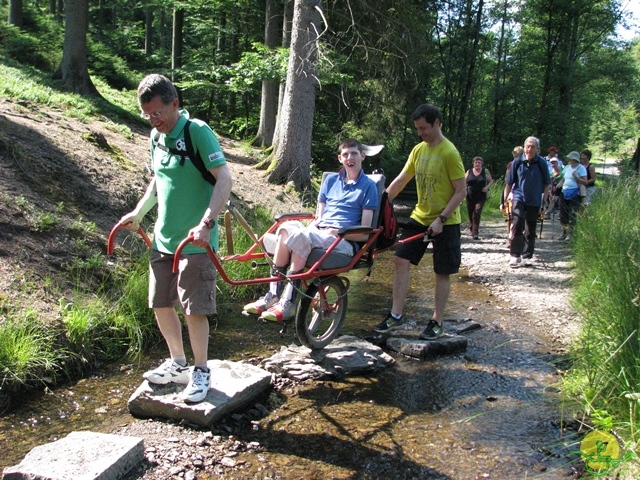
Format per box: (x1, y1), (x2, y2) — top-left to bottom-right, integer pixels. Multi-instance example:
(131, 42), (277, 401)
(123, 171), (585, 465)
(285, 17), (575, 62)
(386, 334), (468, 359)
(2, 431), (143, 480)
(261, 335), (395, 381)
(127, 359), (271, 427)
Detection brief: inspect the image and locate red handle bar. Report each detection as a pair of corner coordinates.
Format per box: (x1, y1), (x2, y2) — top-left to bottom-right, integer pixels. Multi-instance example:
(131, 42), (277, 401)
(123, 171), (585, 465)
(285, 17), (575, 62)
(107, 222), (152, 254)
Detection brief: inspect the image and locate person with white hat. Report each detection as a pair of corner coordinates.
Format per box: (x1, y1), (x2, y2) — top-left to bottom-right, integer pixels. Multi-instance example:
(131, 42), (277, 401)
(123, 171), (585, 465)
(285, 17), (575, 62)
(556, 151), (587, 241)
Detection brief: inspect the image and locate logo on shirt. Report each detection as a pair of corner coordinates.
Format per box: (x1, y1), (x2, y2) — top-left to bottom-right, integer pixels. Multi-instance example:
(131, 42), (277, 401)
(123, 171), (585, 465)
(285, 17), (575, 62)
(209, 152), (224, 162)
(176, 138), (187, 152)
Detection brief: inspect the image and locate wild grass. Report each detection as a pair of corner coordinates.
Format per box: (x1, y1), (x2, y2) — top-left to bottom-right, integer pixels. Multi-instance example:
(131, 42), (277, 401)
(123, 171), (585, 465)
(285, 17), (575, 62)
(565, 176), (640, 447)
(0, 310), (64, 390)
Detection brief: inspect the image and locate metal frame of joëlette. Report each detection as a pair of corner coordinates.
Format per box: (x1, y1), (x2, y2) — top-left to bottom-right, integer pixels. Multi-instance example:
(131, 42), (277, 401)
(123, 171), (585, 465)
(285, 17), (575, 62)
(107, 201), (428, 287)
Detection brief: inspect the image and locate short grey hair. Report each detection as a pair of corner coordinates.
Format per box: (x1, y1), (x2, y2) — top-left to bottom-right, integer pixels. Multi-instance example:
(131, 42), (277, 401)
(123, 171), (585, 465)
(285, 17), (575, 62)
(524, 136), (540, 151)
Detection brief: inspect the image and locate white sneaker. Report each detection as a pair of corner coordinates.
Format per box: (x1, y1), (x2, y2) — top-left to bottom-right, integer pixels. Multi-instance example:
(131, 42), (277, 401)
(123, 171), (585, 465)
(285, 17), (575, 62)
(243, 292), (278, 315)
(182, 367), (211, 403)
(143, 359), (190, 385)
(509, 256), (522, 268)
(523, 258), (533, 267)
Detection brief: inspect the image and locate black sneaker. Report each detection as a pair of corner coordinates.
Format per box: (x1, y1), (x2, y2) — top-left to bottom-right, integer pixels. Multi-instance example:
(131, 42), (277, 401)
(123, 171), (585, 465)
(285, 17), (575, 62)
(373, 312), (404, 333)
(419, 320), (444, 340)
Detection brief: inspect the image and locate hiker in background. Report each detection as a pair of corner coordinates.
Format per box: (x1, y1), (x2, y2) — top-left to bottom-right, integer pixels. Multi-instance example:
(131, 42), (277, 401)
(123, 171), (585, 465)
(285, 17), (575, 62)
(580, 148), (597, 205)
(243, 139), (378, 322)
(504, 136), (551, 268)
(556, 151), (587, 241)
(545, 146), (563, 170)
(373, 103), (465, 340)
(119, 74), (233, 403)
(465, 156), (493, 240)
(500, 146), (522, 212)
(544, 158), (563, 219)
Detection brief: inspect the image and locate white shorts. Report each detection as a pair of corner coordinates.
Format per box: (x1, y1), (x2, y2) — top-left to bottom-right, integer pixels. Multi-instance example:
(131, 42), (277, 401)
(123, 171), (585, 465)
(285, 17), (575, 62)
(280, 222), (354, 260)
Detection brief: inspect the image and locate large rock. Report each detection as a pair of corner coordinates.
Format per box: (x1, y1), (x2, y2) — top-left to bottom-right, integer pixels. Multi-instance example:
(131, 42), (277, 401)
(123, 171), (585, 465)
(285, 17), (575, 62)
(386, 335), (468, 359)
(2, 431), (143, 480)
(127, 359), (271, 427)
(261, 335), (395, 380)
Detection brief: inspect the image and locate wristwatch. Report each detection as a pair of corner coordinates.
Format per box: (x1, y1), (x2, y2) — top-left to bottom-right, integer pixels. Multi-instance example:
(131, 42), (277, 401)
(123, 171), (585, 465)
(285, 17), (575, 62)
(438, 214), (447, 223)
(202, 217), (215, 230)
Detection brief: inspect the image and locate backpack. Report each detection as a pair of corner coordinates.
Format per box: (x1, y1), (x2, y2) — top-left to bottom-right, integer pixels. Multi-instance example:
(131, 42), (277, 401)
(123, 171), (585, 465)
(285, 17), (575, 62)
(152, 119), (216, 185)
(375, 191), (398, 249)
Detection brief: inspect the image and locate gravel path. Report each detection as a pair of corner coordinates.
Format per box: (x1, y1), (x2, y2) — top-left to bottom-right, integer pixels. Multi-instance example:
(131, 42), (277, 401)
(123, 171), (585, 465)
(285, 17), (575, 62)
(459, 215), (581, 350)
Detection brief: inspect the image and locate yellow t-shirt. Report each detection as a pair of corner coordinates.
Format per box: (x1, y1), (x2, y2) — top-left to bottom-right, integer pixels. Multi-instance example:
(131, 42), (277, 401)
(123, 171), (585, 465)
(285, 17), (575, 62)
(402, 138), (465, 226)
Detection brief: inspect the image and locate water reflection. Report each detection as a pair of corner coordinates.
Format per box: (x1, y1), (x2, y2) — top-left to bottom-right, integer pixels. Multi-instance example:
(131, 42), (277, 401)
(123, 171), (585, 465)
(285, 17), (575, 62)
(1, 252), (584, 478)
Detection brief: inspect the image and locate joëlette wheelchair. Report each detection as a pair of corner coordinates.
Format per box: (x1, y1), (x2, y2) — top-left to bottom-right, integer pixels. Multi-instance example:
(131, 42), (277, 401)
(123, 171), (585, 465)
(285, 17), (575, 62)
(107, 172), (427, 349)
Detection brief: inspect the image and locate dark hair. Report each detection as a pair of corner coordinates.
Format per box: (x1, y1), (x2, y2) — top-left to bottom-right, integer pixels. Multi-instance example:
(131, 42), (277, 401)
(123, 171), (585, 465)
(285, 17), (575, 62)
(473, 156), (483, 163)
(338, 138), (363, 153)
(581, 148), (592, 160)
(411, 104), (442, 126)
(137, 74), (178, 105)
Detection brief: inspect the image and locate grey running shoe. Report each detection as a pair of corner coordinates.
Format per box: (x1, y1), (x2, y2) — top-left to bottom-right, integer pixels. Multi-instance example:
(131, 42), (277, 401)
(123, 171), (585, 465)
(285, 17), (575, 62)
(419, 320), (444, 340)
(182, 367), (211, 403)
(373, 312), (404, 333)
(143, 359), (190, 385)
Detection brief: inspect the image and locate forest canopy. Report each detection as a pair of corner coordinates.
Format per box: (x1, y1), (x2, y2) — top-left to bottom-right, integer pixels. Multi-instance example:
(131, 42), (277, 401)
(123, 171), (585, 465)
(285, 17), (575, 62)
(2, 0), (639, 182)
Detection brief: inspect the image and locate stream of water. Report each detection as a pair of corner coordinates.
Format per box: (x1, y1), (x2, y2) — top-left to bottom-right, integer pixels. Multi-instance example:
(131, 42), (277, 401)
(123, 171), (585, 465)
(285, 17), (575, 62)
(1, 253), (586, 478)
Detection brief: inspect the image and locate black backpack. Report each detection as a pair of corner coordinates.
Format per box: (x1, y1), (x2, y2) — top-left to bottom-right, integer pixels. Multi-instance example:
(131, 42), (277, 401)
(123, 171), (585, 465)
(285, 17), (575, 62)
(375, 191), (398, 249)
(152, 119), (216, 185)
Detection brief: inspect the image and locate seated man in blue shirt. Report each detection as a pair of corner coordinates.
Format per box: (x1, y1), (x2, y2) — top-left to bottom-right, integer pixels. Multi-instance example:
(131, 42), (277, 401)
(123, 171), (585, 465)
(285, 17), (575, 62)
(244, 139), (379, 322)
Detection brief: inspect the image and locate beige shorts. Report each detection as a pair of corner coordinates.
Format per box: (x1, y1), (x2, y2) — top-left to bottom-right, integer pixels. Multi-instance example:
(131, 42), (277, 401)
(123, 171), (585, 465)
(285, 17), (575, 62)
(149, 249), (217, 315)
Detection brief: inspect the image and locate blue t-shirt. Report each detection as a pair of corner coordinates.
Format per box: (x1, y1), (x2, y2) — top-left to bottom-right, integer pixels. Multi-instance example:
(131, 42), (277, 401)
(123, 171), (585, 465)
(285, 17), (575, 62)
(506, 154), (551, 207)
(317, 169), (378, 228)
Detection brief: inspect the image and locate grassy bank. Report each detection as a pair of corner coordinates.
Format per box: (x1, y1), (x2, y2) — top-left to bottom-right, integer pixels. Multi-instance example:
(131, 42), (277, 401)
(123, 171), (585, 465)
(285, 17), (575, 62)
(565, 177), (640, 451)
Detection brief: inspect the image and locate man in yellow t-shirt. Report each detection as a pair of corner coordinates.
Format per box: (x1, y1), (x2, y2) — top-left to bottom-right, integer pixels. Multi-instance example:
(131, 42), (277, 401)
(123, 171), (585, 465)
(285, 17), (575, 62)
(373, 104), (466, 340)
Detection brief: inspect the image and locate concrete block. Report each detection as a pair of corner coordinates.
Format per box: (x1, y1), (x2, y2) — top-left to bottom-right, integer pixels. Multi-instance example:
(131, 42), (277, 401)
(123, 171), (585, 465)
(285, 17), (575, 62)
(127, 359), (272, 427)
(386, 335), (468, 359)
(2, 431), (143, 480)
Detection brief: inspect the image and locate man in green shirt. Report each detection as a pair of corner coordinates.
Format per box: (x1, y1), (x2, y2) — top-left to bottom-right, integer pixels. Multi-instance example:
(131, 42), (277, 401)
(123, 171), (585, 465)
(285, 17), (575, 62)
(120, 74), (232, 403)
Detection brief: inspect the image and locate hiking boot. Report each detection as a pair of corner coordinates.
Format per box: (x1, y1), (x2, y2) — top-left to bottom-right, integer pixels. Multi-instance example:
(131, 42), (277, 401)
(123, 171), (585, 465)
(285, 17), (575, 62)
(419, 320), (444, 340)
(373, 312), (404, 333)
(260, 299), (296, 322)
(243, 292), (278, 315)
(143, 359), (190, 385)
(509, 256), (522, 268)
(182, 367), (211, 403)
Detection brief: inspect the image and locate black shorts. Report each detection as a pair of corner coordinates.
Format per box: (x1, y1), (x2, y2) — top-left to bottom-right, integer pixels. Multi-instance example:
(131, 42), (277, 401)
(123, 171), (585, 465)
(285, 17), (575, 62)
(394, 219), (461, 275)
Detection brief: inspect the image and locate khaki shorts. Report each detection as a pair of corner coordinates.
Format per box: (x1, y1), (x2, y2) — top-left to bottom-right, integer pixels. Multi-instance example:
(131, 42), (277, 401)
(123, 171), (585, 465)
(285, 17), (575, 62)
(149, 249), (217, 315)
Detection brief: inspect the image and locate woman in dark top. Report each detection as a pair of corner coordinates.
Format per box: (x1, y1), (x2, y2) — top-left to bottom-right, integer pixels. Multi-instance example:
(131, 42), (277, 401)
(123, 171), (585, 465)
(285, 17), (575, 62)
(465, 156), (493, 240)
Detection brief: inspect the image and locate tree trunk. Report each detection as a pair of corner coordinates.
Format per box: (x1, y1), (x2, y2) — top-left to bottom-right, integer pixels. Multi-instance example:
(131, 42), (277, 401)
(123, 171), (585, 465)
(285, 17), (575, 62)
(8, 0), (24, 27)
(172, 8), (184, 105)
(457, 0), (484, 138)
(53, 0), (99, 96)
(144, 4), (154, 57)
(268, 0), (323, 190)
(272, 0), (294, 153)
(254, 0), (281, 148)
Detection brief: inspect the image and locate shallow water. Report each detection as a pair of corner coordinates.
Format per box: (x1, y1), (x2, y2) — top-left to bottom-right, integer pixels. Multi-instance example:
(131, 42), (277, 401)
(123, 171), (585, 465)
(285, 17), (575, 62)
(0, 252), (586, 478)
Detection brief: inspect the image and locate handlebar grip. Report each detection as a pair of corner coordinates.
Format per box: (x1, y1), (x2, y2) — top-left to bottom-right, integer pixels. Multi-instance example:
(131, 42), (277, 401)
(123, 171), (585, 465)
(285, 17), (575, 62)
(172, 235), (216, 273)
(107, 223), (152, 254)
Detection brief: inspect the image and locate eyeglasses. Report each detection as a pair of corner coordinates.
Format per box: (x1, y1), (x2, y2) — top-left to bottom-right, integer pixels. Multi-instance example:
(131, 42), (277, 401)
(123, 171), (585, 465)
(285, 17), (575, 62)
(140, 104), (169, 120)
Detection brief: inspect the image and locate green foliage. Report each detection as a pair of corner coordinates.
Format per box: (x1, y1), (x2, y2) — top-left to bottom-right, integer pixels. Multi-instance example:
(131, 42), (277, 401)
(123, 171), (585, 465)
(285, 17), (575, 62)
(0, 310), (63, 388)
(566, 177), (640, 440)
